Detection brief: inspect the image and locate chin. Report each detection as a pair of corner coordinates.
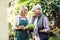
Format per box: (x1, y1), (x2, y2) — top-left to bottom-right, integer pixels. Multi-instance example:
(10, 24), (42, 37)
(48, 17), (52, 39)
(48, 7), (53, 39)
(34, 14), (37, 16)
(34, 15), (36, 16)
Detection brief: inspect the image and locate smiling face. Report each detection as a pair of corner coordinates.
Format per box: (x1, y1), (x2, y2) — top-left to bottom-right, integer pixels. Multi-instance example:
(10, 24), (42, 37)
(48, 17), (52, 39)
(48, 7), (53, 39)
(32, 9), (41, 16)
(32, 4), (42, 17)
(21, 8), (28, 16)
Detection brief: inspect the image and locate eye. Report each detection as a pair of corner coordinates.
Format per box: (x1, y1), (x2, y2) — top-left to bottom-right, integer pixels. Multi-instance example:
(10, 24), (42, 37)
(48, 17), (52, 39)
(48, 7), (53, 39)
(23, 9), (25, 11)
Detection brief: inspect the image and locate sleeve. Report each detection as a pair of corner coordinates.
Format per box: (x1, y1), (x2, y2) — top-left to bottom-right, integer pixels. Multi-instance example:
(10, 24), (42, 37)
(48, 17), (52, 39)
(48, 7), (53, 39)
(43, 17), (50, 32)
(12, 16), (19, 30)
(26, 16), (31, 23)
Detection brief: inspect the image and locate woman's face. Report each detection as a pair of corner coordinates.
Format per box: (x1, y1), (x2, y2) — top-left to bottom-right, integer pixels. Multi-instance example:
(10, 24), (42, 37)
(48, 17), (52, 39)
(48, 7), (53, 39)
(32, 10), (40, 16)
(21, 8), (28, 16)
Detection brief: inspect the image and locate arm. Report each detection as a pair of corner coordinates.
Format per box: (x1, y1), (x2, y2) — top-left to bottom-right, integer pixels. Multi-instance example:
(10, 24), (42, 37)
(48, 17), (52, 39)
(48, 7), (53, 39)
(40, 17), (50, 32)
(12, 16), (22, 30)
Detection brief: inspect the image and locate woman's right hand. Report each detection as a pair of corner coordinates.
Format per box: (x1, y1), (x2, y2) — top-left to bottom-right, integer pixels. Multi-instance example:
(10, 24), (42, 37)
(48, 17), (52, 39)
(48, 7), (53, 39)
(20, 25), (25, 30)
(14, 25), (25, 30)
(14, 26), (20, 30)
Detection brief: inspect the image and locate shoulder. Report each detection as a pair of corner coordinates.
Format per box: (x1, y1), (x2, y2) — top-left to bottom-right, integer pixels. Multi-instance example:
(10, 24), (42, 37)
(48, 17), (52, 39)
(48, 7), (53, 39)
(43, 16), (49, 23)
(15, 15), (21, 18)
(42, 14), (49, 21)
(42, 14), (48, 19)
(14, 15), (20, 20)
(26, 16), (28, 18)
(25, 16), (30, 21)
(15, 15), (20, 18)
(43, 16), (48, 20)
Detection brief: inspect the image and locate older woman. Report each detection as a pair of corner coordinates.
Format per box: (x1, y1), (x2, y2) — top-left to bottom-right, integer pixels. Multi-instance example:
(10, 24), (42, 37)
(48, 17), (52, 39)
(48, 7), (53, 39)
(31, 4), (50, 40)
(12, 5), (29, 40)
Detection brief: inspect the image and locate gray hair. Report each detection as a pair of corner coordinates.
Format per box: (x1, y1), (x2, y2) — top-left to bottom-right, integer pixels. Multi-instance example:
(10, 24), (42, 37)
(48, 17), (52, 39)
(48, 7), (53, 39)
(32, 4), (42, 13)
(19, 4), (28, 13)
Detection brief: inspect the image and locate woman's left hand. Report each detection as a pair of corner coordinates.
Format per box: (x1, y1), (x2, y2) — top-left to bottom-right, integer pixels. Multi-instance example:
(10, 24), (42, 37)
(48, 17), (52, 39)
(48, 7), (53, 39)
(19, 25), (25, 30)
(24, 27), (27, 30)
(39, 30), (45, 32)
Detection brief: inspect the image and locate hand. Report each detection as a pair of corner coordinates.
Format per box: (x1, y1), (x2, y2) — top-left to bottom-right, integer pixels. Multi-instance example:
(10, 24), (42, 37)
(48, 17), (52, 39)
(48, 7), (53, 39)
(23, 27), (26, 30)
(39, 30), (45, 32)
(20, 25), (25, 30)
(14, 26), (20, 30)
(14, 26), (24, 30)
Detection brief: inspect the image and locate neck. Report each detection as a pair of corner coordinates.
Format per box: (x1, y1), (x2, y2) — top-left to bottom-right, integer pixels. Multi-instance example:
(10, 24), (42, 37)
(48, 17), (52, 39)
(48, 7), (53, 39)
(20, 15), (26, 18)
(35, 15), (39, 18)
(36, 13), (41, 18)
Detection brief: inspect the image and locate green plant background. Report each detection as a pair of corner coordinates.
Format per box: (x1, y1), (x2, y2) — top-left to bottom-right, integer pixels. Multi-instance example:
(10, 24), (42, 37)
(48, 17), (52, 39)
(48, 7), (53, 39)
(8, 0), (60, 40)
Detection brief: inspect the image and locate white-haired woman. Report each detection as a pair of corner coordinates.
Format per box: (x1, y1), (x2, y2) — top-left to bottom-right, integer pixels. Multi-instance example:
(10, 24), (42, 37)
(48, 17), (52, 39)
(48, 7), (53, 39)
(12, 4), (29, 40)
(31, 4), (50, 40)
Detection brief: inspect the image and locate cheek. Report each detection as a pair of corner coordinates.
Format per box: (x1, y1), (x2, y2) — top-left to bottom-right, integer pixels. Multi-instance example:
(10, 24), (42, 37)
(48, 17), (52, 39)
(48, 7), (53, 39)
(24, 11), (27, 13)
(23, 11), (27, 15)
(25, 11), (27, 13)
(33, 11), (36, 14)
(34, 12), (37, 15)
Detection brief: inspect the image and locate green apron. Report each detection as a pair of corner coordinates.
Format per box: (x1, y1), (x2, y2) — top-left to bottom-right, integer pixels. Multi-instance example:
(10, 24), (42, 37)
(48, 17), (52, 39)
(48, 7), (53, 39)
(15, 17), (29, 40)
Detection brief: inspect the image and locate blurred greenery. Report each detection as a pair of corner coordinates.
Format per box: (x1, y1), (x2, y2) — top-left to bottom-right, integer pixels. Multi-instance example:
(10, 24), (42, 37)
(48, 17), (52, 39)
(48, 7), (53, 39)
(8, 0), (60, 40)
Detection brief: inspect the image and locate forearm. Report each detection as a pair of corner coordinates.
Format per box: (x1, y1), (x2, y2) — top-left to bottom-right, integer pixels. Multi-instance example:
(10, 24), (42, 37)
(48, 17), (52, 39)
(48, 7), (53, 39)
(14, 26), (22, 30)
(43, 28), (50, 32)
(39, 17), (50, 32)
(14, 25), (25, 30)
(39, 28), (50, 33)
(14, 26), (20, 30)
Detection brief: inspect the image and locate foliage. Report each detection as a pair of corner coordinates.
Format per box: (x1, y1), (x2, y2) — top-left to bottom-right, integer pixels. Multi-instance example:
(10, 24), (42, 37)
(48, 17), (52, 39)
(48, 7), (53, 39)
(8, 0), (60, 39)
(26, 23), (35, 29)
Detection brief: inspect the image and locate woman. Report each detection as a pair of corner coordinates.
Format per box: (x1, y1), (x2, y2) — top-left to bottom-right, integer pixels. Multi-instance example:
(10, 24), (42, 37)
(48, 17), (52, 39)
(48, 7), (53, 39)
(12, 5), (29, 40)
(31, 4), (50, 40)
